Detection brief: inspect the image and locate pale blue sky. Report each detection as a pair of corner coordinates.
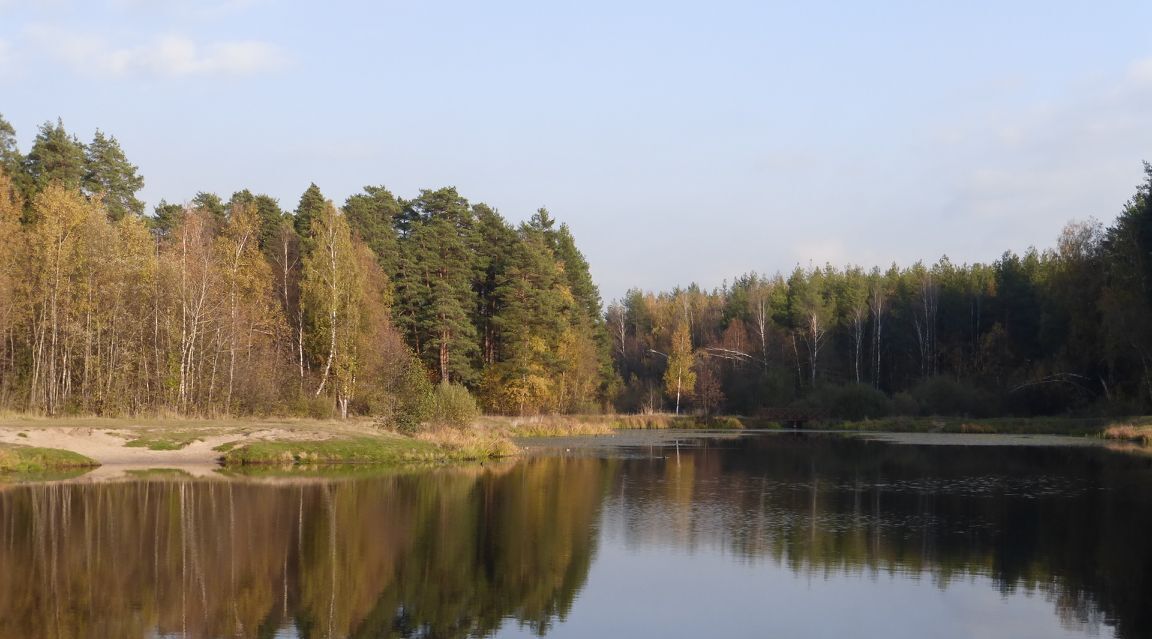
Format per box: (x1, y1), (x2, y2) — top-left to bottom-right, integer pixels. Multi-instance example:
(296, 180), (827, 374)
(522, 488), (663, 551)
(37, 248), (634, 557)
(2, 0), (1150, 302)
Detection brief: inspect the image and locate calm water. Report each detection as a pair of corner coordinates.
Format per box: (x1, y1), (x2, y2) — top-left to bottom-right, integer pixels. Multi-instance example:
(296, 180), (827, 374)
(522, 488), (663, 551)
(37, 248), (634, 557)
(1, 432), (1151, 638)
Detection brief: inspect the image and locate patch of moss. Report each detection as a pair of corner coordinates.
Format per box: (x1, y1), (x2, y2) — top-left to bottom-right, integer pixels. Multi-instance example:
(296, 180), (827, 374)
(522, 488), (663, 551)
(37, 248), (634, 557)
(222, 435), (509, 467)
(0, 443), (99, 474)
(124, 434), (200, 451)
(124, 468), (196, 479)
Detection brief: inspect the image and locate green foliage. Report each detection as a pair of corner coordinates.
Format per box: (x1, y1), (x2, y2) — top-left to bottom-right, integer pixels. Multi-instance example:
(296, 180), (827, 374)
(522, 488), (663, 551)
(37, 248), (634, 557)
(379, 359), (435, 434)
(431, 383), (481, 428)
(910, 377), (997, 417)
(150, 200), (184, 237)
(662, 322), (695, 412)
(343, 185), (401, 275)
(124, 434), (199, 450)
(294, 182), (326, 241)
(394, 187), (480, 384)
(799, 383), (892, 420)
(191, 191), (226, 223)
(0, 113), (28, 198)
(82, 130), (144, 220)
(25, 119), (86, 194)
(229, 189), (285, 255)
(0, 444), (99, 473)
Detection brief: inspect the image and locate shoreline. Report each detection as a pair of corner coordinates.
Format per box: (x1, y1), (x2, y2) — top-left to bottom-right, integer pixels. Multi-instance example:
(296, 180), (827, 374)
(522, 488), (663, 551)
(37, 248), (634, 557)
(0, 413), (1148, 480)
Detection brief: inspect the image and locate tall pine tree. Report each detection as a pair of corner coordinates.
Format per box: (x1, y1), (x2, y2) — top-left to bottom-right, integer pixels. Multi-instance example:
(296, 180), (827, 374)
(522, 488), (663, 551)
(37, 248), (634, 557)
(83, 130), (144, 220)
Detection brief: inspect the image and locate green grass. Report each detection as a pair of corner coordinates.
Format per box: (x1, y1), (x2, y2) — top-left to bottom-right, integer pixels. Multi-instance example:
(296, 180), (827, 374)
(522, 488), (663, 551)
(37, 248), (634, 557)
(124, 468), (195, 479)
(124, 433), (202, 450)
(221, 435), (514, 467)
(0, 443), (99, 474)
(828, 416), (1152, 437)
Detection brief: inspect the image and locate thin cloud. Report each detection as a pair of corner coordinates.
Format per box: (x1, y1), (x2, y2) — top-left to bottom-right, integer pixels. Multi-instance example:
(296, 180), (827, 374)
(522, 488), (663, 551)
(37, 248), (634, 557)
(1130, 57), (1152, 86)
(107, 0), (271, 19)
(24, 25), (286, 77)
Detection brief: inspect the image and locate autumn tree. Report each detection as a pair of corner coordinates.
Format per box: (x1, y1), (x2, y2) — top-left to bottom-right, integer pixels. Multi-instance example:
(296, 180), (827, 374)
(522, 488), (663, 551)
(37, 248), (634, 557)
(663, 322), (695, 414)
(302, 201), (363, 418)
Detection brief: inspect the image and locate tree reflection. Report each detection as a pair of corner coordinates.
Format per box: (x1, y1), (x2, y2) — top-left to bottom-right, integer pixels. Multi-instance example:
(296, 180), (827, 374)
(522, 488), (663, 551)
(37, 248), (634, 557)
(0, 458), (616, 639)
(1, 437), (1150, 638)
(606, 434), (1152, 639)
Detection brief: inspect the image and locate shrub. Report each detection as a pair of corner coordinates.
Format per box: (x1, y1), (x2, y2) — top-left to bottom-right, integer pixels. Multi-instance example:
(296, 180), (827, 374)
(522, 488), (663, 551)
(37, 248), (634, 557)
(377, 360), (434, 434)
(799, 383), (892, 420)
(910, 376), (996, 417)
(431, 383), (480, 429)
(891, 392), (919, 416)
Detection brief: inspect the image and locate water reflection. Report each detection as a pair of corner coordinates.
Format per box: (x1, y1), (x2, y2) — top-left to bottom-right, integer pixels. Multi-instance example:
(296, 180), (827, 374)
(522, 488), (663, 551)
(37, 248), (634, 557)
(0, 434), (1150, 638)
(0, 459), (615, 639)
(604, 434), (1152, 638)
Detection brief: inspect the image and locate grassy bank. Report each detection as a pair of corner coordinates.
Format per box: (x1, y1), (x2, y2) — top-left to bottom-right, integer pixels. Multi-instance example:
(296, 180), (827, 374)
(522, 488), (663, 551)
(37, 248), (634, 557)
(486, 413), (770, 437)
(483, 412), (1152, 441)
(0, 443), (100, 473)
(221, 431), (518, 467)
(1102, 423), (1152, 445)
(828, 416), (1152, 437)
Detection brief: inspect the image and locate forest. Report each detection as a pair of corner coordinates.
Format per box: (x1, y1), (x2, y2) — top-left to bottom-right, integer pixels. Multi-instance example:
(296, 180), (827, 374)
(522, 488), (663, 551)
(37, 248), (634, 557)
(0, 116), (613, 421)
(613, 162), (1152, 419)
(1, 113), (1151, 420)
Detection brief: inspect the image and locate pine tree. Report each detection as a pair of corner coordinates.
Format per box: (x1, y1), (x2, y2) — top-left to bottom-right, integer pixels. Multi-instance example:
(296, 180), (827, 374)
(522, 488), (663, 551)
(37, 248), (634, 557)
(151, 200), (185, 238)
(294, 183), (326, 240)
(25, 119), (86, 195)
(0, 114), (28, 200)
(343, 185), (401, 275)
(83, 130), (144, 220)
(191, 192), (227, 225)
(484, 220), (568, 414)
(472, 203), (518, 366)
(228, 189), (285, 256)
(395, 187), (478, 384)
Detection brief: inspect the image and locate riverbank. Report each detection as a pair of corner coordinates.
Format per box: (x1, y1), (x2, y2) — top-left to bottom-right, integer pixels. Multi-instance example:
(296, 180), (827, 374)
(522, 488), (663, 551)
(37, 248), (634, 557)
(2, 412), (1149, 478)
(0, 416), (517, 477)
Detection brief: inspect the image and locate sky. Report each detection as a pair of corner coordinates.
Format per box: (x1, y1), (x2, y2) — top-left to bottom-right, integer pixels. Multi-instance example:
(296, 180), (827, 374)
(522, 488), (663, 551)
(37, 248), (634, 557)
(1, 0), (1150, 303)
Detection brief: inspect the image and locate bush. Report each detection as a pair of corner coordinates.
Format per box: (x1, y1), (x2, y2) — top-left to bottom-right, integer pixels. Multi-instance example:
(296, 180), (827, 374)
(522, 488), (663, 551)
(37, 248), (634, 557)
(891, 392), (919, 416)
(431, 383), (480, 429)
(799, 383), (892, 420)
(289, 395), (336, 419)
(911, 376), (996, 417)
(377, 360), (434, 434)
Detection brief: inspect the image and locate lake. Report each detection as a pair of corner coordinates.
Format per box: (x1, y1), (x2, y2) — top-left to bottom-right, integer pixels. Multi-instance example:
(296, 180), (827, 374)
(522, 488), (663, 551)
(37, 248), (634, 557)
(0, 431), (1150, 638)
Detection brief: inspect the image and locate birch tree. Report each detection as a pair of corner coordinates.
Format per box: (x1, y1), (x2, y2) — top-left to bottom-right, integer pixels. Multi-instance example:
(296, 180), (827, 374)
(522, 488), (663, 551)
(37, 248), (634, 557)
(302, 202), (363, 418)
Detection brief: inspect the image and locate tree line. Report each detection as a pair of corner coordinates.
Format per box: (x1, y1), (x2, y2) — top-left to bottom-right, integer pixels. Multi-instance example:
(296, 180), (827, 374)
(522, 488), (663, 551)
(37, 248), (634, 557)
(0, 115), (614, 419)
(610, 162), (1152, 418)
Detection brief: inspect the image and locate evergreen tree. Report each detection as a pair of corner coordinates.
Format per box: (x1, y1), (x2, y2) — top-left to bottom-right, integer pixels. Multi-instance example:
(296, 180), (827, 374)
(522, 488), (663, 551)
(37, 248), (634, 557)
(472, 203), (518, 366)
(25, 119), (86, 194)
(1101, 162), (1152, 403)
(343, 185), (401, 275)
(229, 189), (285, 255)
(395, 187), (478, 384)
(483, 220), (568, 413)
(191, 192), (227, 225)
(151, 199), (185, 238)
(0, 114), (27, 199)
(294, 182), (326, 240)
(83, 130), (144, 220)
